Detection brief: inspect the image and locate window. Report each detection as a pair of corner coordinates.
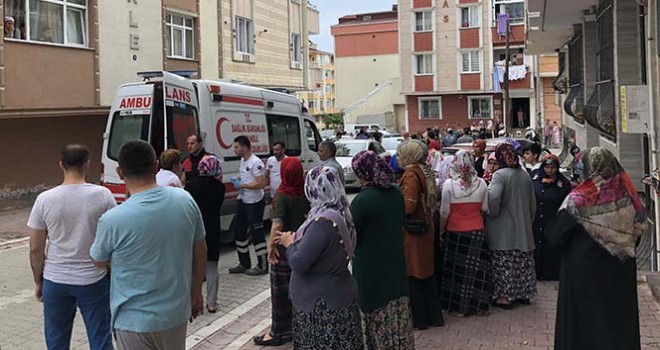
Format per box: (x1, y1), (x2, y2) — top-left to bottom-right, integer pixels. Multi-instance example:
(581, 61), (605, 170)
(304, 119), (321, 152)
(415, 54), (433, 75)
(419, 98), (441, 119)
(461, 51), (481, 73)
(235, 16), (254, 55)
(107, 112), (149, 161)
(166, 13), (194, 59)
(494, 0), (524, 24)
(291, 32), (301, 66)
(415, 11), (432, 32)
(4, 0), (87, 45)
(468, 97), (493, 119)
(461, 6), (479, 28)
(266, 114), (302, 156)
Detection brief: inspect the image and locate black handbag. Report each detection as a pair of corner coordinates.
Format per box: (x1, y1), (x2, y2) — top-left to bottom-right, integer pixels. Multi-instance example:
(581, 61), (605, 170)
(404, 172), (429, 235)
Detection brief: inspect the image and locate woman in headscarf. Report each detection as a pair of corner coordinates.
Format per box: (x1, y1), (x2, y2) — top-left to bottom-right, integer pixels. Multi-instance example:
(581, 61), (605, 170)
(184, 155), (225, 313)
(350, 151), (415, 350)
(472, 139), (487, 178)
(482, 152), (498, 185)
(487, 143), (537, 309)
(439, 151), (490, 316)
(273, 166), (363, 350)
(396, 140), (444, 329)
(547, 147), (647, 350)
(253, 158), (310, 347)
(531, 155), (571, 281)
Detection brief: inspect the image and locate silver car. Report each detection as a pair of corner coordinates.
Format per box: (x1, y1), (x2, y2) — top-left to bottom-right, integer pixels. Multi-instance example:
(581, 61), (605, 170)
(334, 139), (388, 189)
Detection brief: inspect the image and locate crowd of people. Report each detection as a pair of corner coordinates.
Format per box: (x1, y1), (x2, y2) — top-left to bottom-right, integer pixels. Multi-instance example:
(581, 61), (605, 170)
(27, 129), (648, 350)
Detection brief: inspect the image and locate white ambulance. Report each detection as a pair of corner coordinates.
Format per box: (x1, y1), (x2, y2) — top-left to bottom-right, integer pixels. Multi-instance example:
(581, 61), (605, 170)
(100, 71), (323, 239)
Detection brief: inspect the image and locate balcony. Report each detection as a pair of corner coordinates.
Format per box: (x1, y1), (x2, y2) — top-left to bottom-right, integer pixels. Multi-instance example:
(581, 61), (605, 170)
(492, 25), (525, 46)
(526, 0), (598, 54)
(492, 65), (533, 91)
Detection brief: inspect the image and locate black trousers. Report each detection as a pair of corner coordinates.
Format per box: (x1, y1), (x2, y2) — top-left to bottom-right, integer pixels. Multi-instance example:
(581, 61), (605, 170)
(234, 199), (266, 269)
(409, 276), (444, 329)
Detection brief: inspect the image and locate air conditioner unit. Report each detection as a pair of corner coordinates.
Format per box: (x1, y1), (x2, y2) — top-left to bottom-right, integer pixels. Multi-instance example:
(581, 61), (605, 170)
(620, 85), (650, 134)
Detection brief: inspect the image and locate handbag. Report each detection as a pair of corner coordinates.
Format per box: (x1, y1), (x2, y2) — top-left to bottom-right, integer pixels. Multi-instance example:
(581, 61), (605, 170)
(404, 171), (429, 235)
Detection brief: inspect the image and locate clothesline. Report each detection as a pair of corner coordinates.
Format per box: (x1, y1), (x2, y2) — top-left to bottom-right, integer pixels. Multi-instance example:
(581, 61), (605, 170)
(492, 65), (528, 92)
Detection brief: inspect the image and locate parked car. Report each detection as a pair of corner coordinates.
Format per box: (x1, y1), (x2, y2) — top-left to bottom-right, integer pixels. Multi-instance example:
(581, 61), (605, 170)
(335, 139), (388, 189)
(381, 136), (404, 156)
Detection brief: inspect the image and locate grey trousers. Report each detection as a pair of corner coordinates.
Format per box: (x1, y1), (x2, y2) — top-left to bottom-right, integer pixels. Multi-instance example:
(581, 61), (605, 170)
(114, 322), (187, 350)
(206, 261), (219, 307)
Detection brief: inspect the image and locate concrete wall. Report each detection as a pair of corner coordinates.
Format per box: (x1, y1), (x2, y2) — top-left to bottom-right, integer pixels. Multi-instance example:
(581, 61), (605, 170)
(0, 115), (107, 191)
(334, 54), (400, 109)
(99, 1), (164, 105)
(342, 78), (403, 127)
(200, 0), (220, 79)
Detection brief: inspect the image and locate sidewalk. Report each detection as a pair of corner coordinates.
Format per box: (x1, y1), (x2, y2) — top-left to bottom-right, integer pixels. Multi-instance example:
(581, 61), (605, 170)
(192, 278), (660, 350)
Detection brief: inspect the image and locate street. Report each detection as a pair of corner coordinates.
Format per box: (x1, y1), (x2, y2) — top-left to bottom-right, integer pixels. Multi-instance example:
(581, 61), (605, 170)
(1, 193), (660, 349)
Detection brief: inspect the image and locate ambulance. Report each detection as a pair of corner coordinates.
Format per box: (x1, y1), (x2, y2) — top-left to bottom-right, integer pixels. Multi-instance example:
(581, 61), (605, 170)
(100, 71), (323, 240)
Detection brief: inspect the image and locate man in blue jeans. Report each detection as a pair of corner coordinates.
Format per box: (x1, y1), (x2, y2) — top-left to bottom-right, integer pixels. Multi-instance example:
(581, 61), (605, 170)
(28, 144), (116, 350)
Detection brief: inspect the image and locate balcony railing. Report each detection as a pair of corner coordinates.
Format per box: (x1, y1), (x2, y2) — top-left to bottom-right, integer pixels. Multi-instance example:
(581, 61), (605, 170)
(584, 80), (616, 138)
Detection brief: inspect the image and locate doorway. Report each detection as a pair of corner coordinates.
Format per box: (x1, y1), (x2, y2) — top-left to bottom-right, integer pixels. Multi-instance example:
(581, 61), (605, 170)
(511, 98), (530, 128)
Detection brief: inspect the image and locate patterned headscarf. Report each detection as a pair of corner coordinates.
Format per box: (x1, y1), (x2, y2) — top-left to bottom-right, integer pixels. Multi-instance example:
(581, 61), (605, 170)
(473, 139), (487, 157)
(560, 147), (647, 260)
(494, 142), (520, 169)
(450, 151), (480, 198)
(198, 155), (223, 182)
(277, 157), (304, 198)
(397, 140), (438, 206)
(351, 150), (394, 190)
(294, 166), (356, 259)
(436, 155), (454, 189)
(482, 152), (497, 183)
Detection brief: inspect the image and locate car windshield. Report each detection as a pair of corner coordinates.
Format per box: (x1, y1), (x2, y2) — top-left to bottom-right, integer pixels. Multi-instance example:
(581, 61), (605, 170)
(335, 142), (366, 157)
(382, 138), (402, 150)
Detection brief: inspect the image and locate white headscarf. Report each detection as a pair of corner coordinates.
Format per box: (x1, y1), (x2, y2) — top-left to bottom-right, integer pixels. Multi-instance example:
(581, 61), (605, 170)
(450, 151), (480, 199)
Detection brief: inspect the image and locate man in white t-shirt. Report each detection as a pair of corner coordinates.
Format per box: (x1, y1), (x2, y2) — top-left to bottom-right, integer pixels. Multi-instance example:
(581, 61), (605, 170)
(28, 144), (116, 350)
(265, 141), (287, 199)
(156, 149), (183, 187)
(229, 135), (268, 276)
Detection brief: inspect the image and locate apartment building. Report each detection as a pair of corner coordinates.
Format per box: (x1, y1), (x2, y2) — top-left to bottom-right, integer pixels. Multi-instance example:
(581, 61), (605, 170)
(297, 46), (337, 123)
(0, 0), (319, 193)
(331, 6), (406, 132)
(399, 0), (535, 133)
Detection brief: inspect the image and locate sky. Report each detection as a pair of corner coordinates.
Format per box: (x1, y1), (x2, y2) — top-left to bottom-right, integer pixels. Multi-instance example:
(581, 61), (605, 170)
(311, 0), (396, 53)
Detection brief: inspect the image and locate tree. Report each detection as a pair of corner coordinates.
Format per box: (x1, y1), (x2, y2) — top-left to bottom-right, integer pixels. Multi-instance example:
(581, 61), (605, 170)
(322, 113), (344, 128)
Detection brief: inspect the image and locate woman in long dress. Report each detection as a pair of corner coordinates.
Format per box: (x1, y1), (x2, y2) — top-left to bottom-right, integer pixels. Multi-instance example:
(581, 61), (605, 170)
(487, 143), (537, 308)
(253, 158), (310, 346)
(274, 166), (363, 350)
(396, 140), (444, 329)
(350, 150), (415, 349)
(439, 151), (490, 316)
(552, 121), (561, 146)
(548, 147), (647, 350)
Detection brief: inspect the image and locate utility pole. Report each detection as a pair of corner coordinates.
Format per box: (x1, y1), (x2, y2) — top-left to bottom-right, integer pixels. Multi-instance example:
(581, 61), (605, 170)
(503, 19), (511, 136)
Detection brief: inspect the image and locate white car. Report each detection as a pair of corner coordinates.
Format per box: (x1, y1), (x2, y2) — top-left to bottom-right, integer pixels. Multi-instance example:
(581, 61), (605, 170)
(381, 137), (404, 156)
(334, 139), (388, 188)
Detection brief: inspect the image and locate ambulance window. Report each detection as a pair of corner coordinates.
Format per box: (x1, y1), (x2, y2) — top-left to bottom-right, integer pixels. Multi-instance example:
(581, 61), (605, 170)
(107, 112), (150, 161)
(266, 114), (301, 156)
(304, 120), (322, 152)
(166, 102), (199, 158)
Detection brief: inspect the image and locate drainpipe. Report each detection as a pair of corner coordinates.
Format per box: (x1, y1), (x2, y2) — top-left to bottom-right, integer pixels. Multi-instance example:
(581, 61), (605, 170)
(646, 0), (660, 271)
(302, 0), (310, 90)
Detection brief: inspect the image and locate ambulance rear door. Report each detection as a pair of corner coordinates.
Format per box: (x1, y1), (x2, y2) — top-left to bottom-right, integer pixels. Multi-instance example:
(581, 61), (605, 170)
(162, 71), (200, 156)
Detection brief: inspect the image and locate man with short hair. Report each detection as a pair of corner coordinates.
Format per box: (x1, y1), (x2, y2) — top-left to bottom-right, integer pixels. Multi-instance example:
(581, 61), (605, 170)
(28, 144), (116, 350)
(181, 134), (209, 186)
(318, 140), (345, 186)
(229, 135), (269, 275)
(355, 128), (369, 140)
(265, 141), (287, 200)
(523, 142), (543, 175)
(90, 140), (206, 350)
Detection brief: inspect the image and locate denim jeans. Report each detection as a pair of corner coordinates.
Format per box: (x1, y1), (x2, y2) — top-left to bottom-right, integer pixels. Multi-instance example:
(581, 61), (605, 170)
(42, 276), (113, 350)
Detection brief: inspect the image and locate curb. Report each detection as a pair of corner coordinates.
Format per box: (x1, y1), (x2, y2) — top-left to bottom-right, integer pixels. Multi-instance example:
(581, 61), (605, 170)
(646, 272), (660, 304)
(0, 237), (29, 251)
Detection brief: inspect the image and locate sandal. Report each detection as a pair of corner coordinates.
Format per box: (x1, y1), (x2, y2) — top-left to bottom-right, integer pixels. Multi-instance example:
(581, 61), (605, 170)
(253, 334), (284, 346)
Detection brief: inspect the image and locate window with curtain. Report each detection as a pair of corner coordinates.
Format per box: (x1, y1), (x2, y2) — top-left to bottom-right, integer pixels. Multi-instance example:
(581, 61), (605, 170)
(461, 51), (481, 73)
(4, 0), (86, 45)
(469, 97), (492, 119)
(419, 98), (441, 119)
(461, 6), (479, 28)
(166, 13), (194, 59)
(415, 54), (433, 75)
(235, 16), (254, 55)
(414, 11), (432, 32)
(291, 32), (301, 65)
